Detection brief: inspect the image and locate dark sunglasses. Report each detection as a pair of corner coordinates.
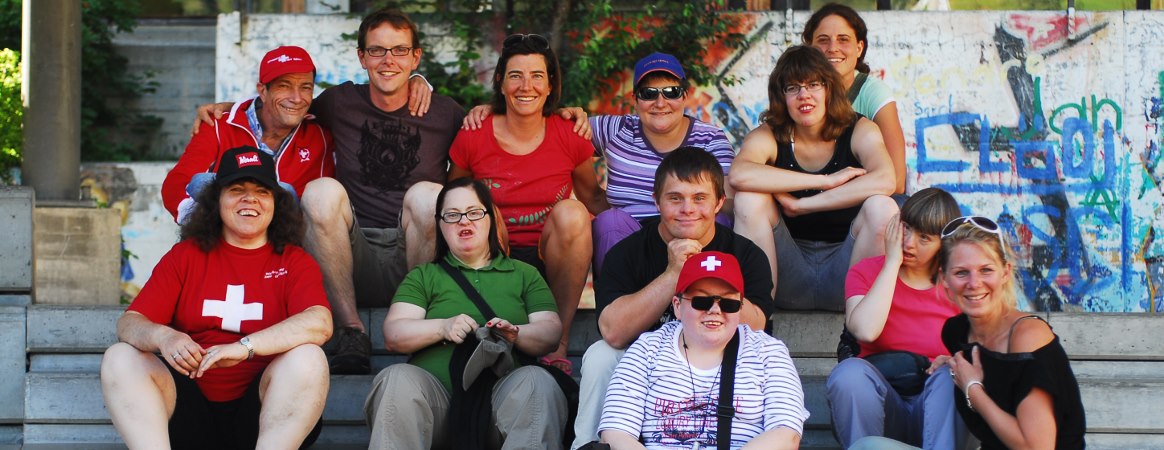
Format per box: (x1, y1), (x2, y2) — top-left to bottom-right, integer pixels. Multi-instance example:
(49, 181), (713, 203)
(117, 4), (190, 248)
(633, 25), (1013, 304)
(677, 295), (742, 313)
(503, 33), (549, 50)
(636, 86), (684, 101)
(941, 215), (1001, 239)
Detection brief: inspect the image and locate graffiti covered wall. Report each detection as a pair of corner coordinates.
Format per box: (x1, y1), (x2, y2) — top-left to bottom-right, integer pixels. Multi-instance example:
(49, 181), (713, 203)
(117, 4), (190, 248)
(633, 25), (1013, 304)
(217, 11), (1164, 313)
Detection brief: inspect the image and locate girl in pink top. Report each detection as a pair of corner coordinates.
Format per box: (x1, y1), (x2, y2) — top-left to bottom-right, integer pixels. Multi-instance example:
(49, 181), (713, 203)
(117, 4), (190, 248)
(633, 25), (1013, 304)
(828, 187), (967, 449)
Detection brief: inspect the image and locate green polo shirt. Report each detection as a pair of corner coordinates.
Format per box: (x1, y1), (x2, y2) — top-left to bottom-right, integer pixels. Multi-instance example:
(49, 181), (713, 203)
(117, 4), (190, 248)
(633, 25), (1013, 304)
(393, 253), (557, 392)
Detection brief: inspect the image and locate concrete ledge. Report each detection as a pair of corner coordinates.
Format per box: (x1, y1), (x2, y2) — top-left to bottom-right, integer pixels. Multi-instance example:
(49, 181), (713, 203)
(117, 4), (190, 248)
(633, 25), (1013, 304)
(0, 307), (26, 422)
(0, 186), (33, 291)
(32, 207), (121, 305)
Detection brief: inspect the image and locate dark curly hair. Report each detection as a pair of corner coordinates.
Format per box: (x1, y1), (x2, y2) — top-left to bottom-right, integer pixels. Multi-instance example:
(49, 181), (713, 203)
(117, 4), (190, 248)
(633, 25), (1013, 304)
(179, 177), (304, 254)
(434, 177), (505, 262)
(761, 45), (856, 145)
(489, 34), (561, 117)
(801, 2), (871, 74)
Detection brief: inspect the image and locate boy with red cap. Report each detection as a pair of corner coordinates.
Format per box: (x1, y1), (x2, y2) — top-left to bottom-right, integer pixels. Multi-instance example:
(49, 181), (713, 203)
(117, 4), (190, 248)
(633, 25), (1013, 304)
(163, 45), (334, 224)
(599, 251), (808, 449)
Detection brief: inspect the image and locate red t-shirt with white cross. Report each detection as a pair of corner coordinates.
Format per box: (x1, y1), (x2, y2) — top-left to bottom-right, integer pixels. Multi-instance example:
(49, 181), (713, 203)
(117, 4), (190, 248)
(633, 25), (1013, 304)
(128, 239), (329, 401)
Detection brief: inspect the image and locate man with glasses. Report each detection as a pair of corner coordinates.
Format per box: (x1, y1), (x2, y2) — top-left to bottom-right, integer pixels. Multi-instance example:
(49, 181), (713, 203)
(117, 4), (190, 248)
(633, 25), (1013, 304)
(572, 146), (774, 449)
(301, 8), (466, 375)
(163, 45), (333, 224)
(197, 8), (466, 374)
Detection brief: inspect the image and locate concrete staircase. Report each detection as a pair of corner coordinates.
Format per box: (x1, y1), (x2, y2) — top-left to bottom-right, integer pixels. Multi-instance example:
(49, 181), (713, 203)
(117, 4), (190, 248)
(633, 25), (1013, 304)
(7, 305), (1164, 449)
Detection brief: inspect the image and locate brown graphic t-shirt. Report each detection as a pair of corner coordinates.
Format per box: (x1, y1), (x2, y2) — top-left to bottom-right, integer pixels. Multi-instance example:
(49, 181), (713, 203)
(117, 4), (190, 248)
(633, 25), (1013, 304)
(311, 82), (465, 229)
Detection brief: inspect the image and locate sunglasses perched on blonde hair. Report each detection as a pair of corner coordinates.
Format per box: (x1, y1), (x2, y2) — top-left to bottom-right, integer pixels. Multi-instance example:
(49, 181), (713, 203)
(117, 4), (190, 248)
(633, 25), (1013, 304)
(941, 216), (1001, 239)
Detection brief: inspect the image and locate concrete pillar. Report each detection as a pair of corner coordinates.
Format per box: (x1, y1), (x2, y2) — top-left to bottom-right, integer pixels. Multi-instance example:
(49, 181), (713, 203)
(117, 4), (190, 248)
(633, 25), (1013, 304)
(21, 0), (82, 202)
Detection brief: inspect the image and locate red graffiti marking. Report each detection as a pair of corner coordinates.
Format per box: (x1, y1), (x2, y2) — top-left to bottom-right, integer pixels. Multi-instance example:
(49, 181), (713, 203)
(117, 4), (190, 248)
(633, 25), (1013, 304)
(1005, 14), (1092, 52)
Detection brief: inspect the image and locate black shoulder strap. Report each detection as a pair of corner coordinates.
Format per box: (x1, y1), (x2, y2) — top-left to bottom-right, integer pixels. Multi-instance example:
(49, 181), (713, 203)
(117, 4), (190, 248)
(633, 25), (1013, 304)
(847, 72), (868, 104)
(716, 329), (740, 450)
(1006, 314), (1045, 353)
(438, 260), (498, 320)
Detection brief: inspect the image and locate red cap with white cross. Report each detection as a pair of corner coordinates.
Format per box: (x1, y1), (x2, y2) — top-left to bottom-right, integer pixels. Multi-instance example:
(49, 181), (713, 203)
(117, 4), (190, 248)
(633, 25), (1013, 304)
(675, 251), (745, 295)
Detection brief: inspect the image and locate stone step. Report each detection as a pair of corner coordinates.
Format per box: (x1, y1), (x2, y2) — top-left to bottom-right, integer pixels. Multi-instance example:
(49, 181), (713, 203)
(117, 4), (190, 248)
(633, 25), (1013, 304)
(25, 369), (1164, 436)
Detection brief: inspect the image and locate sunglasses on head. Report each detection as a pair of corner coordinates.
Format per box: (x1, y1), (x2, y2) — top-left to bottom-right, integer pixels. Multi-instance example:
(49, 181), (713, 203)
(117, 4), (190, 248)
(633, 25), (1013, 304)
(503, 33), (549, 50)
(635, 86), (684, 101)
(677, 295), (742, 313)
(941, 215), (1001, 239)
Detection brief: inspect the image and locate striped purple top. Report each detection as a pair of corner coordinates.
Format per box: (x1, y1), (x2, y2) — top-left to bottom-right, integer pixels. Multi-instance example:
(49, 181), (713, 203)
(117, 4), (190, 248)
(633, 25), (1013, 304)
(590, 114), (735, 219)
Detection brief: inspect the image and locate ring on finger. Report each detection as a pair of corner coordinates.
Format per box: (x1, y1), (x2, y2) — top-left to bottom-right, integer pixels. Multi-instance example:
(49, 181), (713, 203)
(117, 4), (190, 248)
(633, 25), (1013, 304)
(172, 352), (181, 359)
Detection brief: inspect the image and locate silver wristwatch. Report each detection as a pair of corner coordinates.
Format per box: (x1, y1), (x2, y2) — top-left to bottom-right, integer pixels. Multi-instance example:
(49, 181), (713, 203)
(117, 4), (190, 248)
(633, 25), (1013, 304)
(239, 336), (254, 360)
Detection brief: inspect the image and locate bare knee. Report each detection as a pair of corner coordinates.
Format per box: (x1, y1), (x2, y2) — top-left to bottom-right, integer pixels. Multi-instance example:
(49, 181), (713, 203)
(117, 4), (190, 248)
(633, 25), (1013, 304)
(301, 178), (350, 226)
(265, 344), (328, 380)
(403, 181), (442, 219)
(855, 194), (898, 236)
(732, 191), (778, 227)
(545, 199), (591, 237)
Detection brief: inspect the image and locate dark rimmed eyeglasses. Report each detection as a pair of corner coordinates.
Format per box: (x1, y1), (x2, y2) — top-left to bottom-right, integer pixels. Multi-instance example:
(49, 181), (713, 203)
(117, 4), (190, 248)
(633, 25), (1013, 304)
(503, 34), (549, 50)
(782, 81), (826, 96)
(362, 46), (414, 57)
(676, 295), (743, 313)
(941, 215), (1001, 239)
(635, 86), (684, 101)
(439, 209), (488, 224)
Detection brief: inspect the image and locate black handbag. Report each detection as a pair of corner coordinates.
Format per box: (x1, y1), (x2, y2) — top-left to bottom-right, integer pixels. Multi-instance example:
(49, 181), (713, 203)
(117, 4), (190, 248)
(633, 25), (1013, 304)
(863, 350), (930, 397)
(438, 260), (580, 449)
(837, 326), (929, 397)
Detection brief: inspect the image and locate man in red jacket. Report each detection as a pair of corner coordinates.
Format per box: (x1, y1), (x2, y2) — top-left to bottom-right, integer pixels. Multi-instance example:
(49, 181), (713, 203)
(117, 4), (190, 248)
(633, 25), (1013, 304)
(162, 45), (334, 223)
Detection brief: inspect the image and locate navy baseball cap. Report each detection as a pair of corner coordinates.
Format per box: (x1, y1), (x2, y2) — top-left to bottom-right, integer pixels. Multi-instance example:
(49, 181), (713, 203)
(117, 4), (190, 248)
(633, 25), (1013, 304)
(634, 52), (686, 86)
(216, 146), (278, 190)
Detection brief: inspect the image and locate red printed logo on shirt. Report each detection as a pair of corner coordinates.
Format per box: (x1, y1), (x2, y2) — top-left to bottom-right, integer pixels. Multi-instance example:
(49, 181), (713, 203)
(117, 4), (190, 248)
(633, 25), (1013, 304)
(236, 152), (262, 168)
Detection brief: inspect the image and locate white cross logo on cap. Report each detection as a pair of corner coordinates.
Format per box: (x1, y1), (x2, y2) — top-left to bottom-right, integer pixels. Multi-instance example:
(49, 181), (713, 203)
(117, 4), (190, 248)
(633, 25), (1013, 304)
(701, 255), (722, 272)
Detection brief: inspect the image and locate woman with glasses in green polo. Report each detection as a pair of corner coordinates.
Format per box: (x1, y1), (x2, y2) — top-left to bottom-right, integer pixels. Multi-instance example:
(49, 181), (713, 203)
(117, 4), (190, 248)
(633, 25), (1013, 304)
(447, 33), (606, 377)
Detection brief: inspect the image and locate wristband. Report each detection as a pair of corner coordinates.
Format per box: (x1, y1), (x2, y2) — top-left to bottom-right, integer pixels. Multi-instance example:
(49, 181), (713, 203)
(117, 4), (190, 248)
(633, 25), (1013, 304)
(964, 380), (984, 411)
(239, 336), (254, 360)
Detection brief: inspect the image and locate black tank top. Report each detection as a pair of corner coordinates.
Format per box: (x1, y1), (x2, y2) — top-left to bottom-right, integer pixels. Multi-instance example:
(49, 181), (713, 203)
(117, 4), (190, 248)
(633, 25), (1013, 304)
(773, 121), (861, 243)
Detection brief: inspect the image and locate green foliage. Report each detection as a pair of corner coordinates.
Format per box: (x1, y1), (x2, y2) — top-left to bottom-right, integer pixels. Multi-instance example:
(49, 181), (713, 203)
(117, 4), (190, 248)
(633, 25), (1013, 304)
(367, 0), (740, 111)
(0, 0), (161, 163)
(80, 0), (161, 162)
(560, 0), (744, 110)
(0, 48), (19, 183)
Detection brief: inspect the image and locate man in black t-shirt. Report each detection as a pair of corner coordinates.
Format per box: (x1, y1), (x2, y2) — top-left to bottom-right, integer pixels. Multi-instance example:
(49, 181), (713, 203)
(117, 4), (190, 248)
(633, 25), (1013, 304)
(571, 146), (775, 449)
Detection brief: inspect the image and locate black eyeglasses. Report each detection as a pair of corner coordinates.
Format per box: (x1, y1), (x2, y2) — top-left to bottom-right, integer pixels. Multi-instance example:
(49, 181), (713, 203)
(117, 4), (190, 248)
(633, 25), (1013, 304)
(503, 34), (549, 50)
(439, 209), (488, 224)
(782, 81), (826, 96)
(362, 46), (414, 57)
(636, 86), (684, 101)
(677, 295), (742, 313)
(941, 215), (1001, 239)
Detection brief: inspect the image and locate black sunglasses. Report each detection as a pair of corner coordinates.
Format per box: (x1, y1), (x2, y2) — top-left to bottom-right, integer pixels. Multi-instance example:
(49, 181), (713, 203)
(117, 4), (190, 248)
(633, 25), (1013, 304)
(677, 295), (742, 313)
(941, 215), (1001, 239)
(636, 86), (684, 101)
(503, 34), (549, 50)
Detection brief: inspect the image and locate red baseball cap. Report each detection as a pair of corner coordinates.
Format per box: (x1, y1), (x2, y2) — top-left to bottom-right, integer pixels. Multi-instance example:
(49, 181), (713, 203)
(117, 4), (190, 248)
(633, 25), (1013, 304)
(259, 45), (315, 84)
(675, 251), (745, 295)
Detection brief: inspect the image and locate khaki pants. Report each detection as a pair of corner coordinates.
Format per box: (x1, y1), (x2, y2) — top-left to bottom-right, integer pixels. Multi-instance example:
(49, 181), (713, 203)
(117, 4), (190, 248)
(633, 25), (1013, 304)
(365, 364), (567, 449)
